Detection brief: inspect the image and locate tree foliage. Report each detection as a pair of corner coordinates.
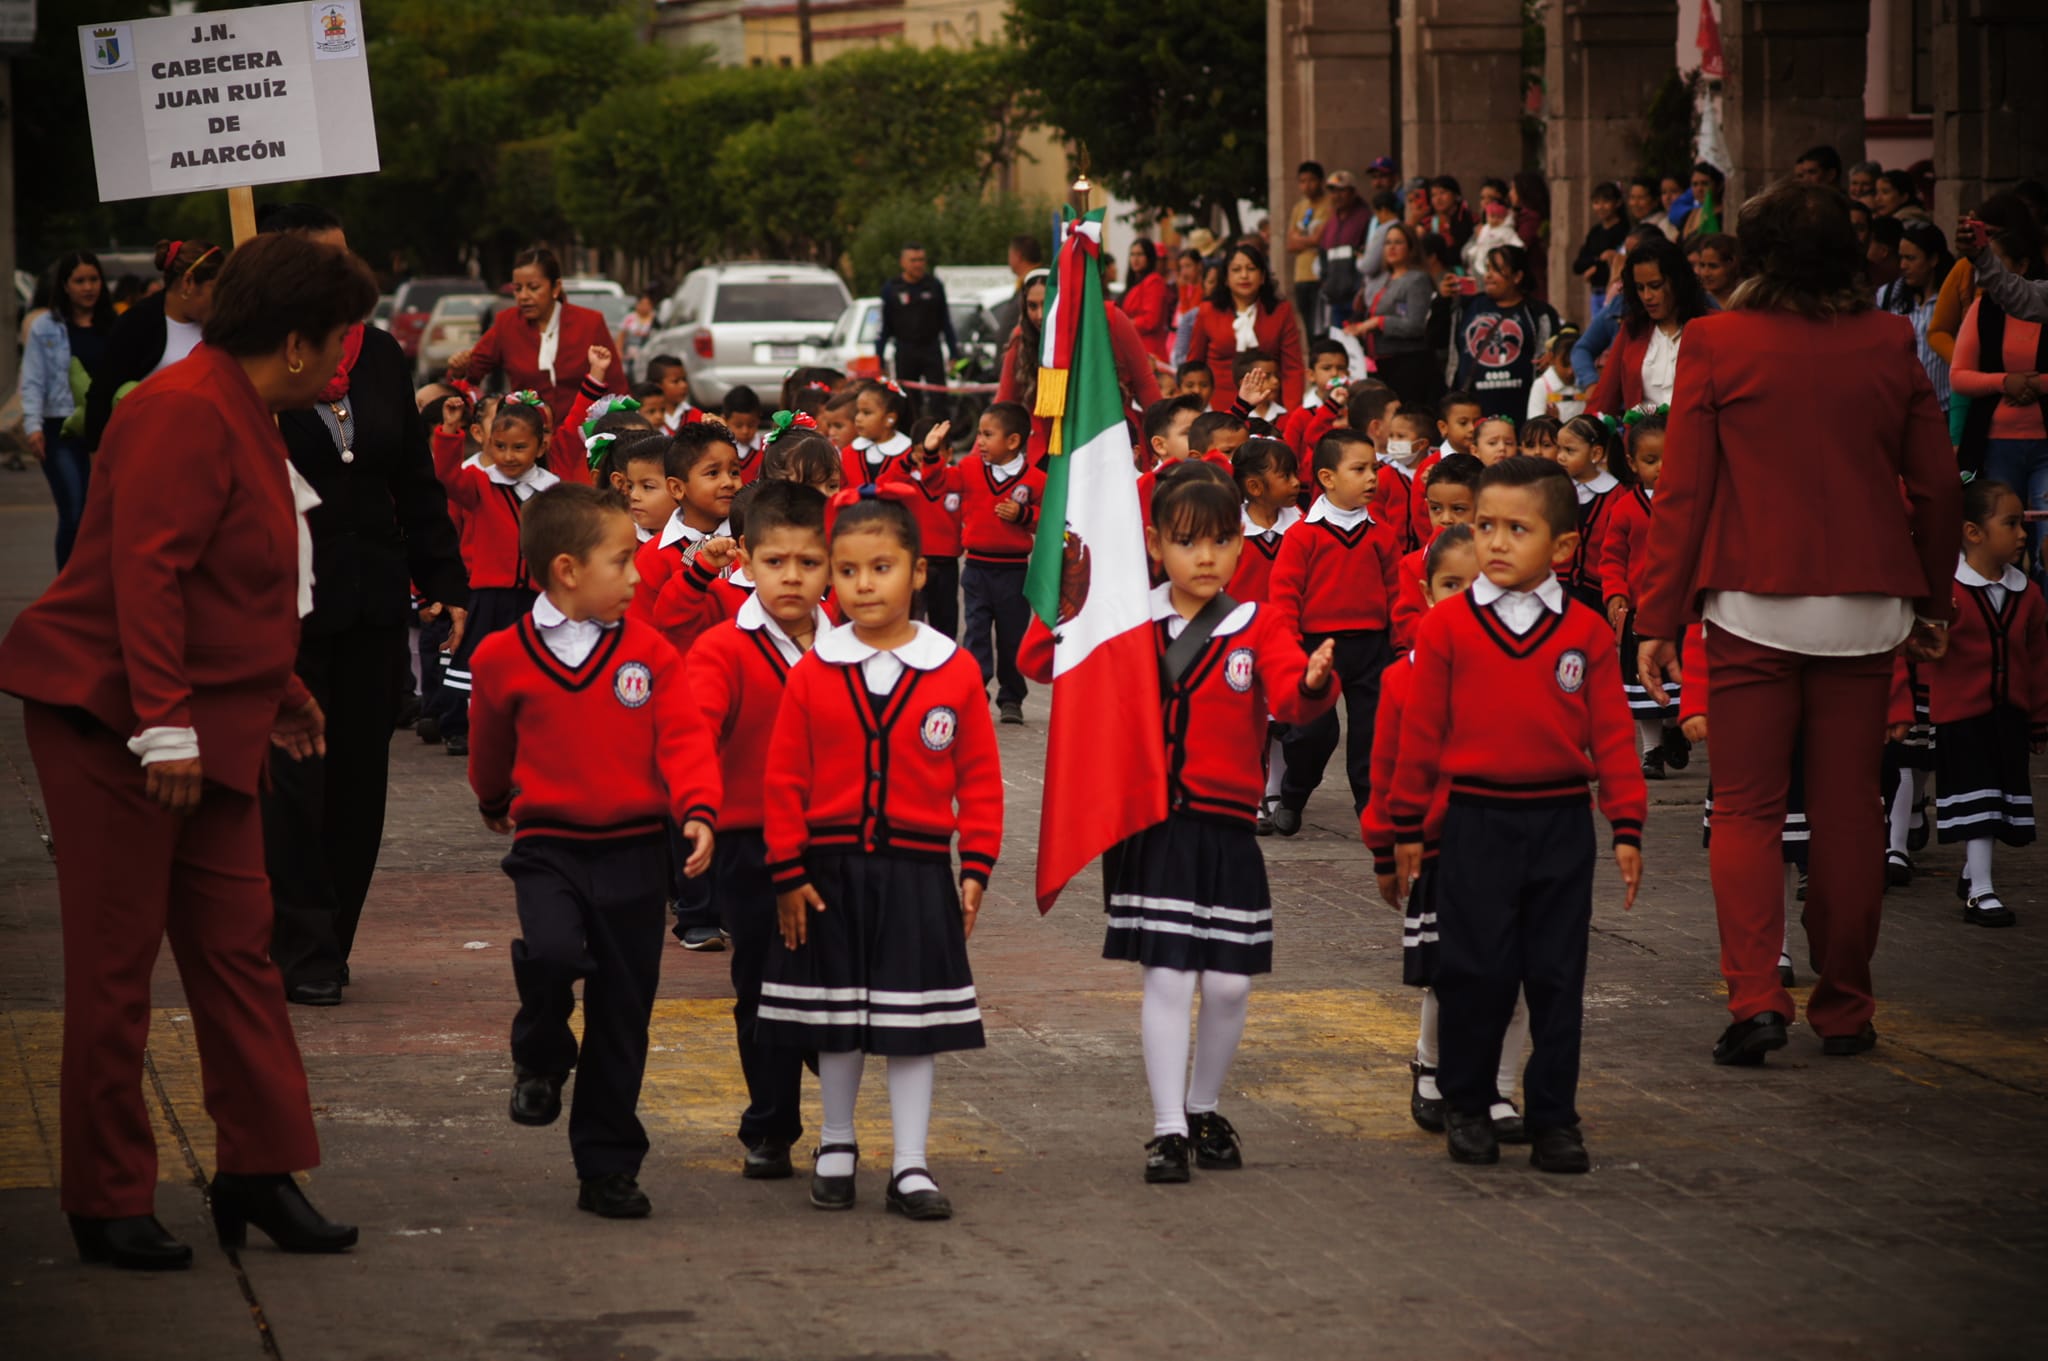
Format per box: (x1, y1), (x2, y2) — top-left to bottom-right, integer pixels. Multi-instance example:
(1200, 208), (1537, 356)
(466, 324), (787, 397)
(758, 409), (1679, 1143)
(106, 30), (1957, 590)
(844, 188), (1057, 295)
(1006, 0), (1265, 234)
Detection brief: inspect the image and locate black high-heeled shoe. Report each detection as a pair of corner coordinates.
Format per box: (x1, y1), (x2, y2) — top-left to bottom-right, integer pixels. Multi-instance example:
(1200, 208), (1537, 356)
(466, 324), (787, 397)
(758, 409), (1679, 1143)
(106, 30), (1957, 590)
(68, 1214), (193, 1270)
(209, 1173), (358, 1254)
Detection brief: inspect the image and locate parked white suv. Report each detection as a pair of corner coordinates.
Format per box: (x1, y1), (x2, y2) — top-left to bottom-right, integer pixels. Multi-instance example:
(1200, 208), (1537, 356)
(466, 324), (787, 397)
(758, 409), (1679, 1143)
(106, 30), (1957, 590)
(646, 263), (851, 405)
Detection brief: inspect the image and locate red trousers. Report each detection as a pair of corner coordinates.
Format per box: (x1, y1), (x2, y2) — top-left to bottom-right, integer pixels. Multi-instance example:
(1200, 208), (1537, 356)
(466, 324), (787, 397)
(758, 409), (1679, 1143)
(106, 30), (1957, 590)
(1704, 629), (1890, 1036)
(26, 704), (320, 1218)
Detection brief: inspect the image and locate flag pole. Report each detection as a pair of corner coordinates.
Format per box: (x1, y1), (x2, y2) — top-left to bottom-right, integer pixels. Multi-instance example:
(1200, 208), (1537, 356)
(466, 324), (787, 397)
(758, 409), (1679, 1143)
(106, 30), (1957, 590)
(227, 186), (257, 245)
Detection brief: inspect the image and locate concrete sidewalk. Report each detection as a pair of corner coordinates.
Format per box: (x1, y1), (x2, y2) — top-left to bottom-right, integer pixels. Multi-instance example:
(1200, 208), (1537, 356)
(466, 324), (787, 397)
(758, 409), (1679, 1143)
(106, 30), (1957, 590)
(1, 467), (2043, 1360)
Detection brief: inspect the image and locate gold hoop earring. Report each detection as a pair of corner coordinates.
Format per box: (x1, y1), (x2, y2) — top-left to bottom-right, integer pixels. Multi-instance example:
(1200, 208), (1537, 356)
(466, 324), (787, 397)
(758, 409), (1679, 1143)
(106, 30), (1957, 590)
(288, 358), (304, 374)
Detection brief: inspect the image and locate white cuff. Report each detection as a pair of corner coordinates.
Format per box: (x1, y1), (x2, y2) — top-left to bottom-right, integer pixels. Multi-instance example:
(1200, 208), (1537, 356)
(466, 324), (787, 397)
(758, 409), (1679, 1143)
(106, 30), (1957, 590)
(127, 726), (201, 766)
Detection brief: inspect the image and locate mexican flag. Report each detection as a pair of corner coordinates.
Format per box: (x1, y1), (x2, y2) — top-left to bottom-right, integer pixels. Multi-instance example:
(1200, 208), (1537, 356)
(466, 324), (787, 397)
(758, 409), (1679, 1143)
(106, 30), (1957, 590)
(1022, 207), (1167, 913)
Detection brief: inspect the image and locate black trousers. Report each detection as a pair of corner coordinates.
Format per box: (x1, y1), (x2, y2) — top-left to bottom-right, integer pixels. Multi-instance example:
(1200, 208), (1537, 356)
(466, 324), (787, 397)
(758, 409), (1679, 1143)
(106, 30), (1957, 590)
(1433, 797), (1596, 1131)
(716, 830), (806, 1147)
(670, 822), (718, 934)
(963, 559), (1031, 706)
(922, 554), (960, 640)
(263, 623), (407, 988)
(893, 345), (949, 421)
(505, 833), (669, 1180)
(416, 610), (452, 715)
(1279, 629), (1390, 816)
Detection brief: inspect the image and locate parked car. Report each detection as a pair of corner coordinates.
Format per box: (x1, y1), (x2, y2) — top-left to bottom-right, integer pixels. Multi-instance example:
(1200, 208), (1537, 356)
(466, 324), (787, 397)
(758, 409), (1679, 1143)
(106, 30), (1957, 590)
(389, 276), (483, 360)
(370, 294), (394, 332)
(415, 293), (500, 385)
(645, 263), (851, 405)
(561, 277), (625, 300)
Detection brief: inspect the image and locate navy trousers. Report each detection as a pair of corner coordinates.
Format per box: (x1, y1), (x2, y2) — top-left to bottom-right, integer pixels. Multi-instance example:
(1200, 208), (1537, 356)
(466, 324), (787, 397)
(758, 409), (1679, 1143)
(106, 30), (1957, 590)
(716, 830), (806, 1147)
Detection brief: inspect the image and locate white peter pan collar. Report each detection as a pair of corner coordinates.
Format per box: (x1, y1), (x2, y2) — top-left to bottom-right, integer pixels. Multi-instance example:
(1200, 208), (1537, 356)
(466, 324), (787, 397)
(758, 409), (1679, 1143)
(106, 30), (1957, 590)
(1574, 470), (1619, 503)
(657, 510), (732, 551)
(1306, 494), (1374, 531)
(852, 432), (912, 468)
(814, 619), (956, 668)
(735, 592), (832, 664)
(1148, 582), (1256, 638)
(1241, 503), (1301, 540)
(486, 462), (561, 500)
(1956, 557), (2028, 592)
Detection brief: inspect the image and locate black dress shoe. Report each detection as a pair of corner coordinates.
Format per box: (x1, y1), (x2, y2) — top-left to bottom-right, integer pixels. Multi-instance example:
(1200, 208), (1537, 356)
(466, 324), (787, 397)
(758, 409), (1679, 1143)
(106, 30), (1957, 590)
(1446, 1109), (1499, 1165)
(1409, 1061), (1446, 1133)
(509, 1067), (566, 1126)
(1821, 1023), (1878, 1057)
(209, 1173), (358, 1253)
(286, 980), (343, 1007)
(444, 734), (468, 756)
(1187, 1110), (1243, 1169)
(416, 715), (442, 744)
(1641, 750), (1667, 781)
(742, 1138), (794, 1180)
(1885, 850), (1913, 889)
(68, 1214), (193, 1270)
(1777, 958), (1797, 989)
(1964, 893), (2017, 928)
(810, 1143), (859, 1209)
(1268, 806), (1302, 837)
(1491, 1105), (1530, 1145)
(577, 1173), (652, 1219)
(339, 961), (351, 987)
(1660, 726), (1692, 771)
(1712, 1010), (1788, 1066)
(1529, 1125), (1591, 1174)
(1143, 1133), (1191, 1184)
(884, 1168), (953, 1220)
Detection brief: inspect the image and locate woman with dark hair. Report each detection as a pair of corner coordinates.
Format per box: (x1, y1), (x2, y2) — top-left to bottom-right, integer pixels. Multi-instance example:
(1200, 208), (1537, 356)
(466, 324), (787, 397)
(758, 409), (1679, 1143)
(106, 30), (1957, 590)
(1510, 171), (1552, 302)
(1343, 223), (1438, 408)
(1876, 219), (1956, 416)
(1120, 238), (1173, 366)
(1589, 235), (1712, 416)
(1452, 244), (1559, 420)
(82, 238), (226, 450)
(19, 250), (115, 565)
(1185, 243), (1304, 410)
(454, 245), (624, 426)
(1872, 169), (1930, 224)
(0, 232), (379, 1269)
(1953, 192), (2048, 571)
(1679, 162), (1727, 243)
(998, 266), (1158, 447)
(1637, 182), (1960, 1068)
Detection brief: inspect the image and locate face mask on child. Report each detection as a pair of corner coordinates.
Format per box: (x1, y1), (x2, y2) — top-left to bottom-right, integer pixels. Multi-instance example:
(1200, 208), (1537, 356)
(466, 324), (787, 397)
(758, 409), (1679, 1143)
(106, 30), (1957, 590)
(1385, 439), (1422, 466)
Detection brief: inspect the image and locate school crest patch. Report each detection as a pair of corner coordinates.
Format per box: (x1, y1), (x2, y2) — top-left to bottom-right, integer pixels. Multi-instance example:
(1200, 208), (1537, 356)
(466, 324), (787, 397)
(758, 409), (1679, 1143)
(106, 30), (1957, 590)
(1554, 649), (1587, 695)
(1224, 647), (1256, 692)
(614, 661), (654, 709)
(1009, 483), (1033, 505)
(920, 706), (959, 752)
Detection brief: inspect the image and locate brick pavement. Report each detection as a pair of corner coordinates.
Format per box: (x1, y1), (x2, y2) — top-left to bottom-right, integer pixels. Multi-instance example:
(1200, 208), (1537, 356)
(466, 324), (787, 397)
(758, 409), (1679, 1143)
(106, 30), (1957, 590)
(1, 468), (2044, 1360)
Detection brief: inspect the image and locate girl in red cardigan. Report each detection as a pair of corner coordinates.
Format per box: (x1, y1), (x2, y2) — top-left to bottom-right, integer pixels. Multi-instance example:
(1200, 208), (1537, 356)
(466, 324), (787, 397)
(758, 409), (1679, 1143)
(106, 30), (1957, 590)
(1121, 238), (1174, 365)
(1185, 244), (1305, 412)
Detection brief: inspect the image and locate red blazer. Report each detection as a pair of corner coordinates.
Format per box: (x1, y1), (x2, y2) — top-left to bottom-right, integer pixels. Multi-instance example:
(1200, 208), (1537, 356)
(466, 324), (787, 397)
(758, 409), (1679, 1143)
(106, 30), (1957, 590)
(1588, 322), (1675, 417)
(0, 345), (311, 794)
(1120, 273), (1174, 364)
(1636, 309), (1963, 639)
(1186, 299), (1305, 410)
(463, 300), (626, 429)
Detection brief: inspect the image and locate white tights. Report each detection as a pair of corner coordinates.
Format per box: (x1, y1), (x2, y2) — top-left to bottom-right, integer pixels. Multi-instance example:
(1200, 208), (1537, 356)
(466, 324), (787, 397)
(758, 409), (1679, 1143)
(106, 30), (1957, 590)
(1140, 966), (1252, 1138)
(1413, 988), (1530, 1117)
(816, 1050), (938, 1194)
(1887, 769), (1930, 855)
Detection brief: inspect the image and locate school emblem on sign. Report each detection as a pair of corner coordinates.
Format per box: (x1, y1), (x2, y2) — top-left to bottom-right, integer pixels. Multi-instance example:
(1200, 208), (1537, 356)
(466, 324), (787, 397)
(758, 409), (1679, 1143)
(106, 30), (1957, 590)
(1224, 647), (1256, 692)
(614, 661), (654, 709)
(920, 705), (959, 752)
(88, 26), (133, 74)
(1555, 649), (1588, 694)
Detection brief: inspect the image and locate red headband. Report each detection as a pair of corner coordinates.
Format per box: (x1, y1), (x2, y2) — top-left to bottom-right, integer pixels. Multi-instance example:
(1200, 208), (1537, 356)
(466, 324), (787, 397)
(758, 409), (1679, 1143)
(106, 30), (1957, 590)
(824, 481), (918, 539)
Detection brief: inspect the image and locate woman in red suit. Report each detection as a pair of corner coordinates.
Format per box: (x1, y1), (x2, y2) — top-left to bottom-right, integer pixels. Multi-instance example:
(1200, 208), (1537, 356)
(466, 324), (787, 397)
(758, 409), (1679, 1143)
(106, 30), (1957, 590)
(1119, 238), (1173, 366)
(454, 246), (625, 428)
(0, 233), (376, 1270)
(1185, 243), (1305, 410)
(1589, 235), (1713, 417)
(1636, 183), (1960, 1068)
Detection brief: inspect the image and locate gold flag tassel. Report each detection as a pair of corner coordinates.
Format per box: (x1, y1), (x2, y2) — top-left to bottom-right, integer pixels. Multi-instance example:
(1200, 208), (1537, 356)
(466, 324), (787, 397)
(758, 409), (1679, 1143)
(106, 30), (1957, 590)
(1036, 366), (1069, 455)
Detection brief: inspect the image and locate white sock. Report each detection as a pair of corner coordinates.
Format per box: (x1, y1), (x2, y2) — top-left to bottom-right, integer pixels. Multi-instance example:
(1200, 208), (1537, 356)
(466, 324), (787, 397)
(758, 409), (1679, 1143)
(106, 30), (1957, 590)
(1264, 735), (1286, 801)
(1185, 971), (1251, 1115)
(816, 1050), (865, 1178)
(1966, 838), (1996, 898)
(1887, 775), (1916, 855)
(886, 1055), (937, 1195)
(1635, 718), (1662, 759)
(1140, 967), (1198, 1137)
(1781, 863), (1800, 966)
(1491, 989), (1529, 1116)
(1415, 989), (1441, 1098)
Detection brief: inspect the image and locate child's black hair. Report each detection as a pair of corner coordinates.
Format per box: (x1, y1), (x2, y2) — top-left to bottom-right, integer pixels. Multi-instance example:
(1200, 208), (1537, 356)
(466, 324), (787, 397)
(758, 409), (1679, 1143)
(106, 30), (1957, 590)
(520, 483), (628, 591)
(1625, 412), (1667, 462)
(1143, 393), (1205, 445)
(1151, 460), (1240, 540)
(860, 379), (912, 430)
(1188, 410), (1248, 454)
(645, 355), (686, 385)
(616, 431), (670, 471)
(1346, 379), (1399, 430)
(1308, 337), (1349, 365)
(1560, 413), (1621, 473)
(1174, 359), (1212, 386)
(1521, 413), (1562, 448)
(908, 416), (942, 454)
(830, 486), (922, 557)
(780, 366), (842, 411)
(1230, 347), (1279, 384)
(1437, 388), (1482, 421)
(1313, 427), (1372, 477)
(664, 419), (737, 482)
(980, 400), (1030, 445)
(1231, 436), (1294, 493)
(821, 385), (862, 417)
(722, 385), (764, 417)
(1245, 417), (1277, 437)
(1423, 522), (1476, 582)
(761, 430), (842, 489)
(1478, 455), (1578, 536)
(491, 399), (548, 445)
(1964, 477), (2019, 527)
(742, 478), (828, 545)
(1426, 451), (1486, 493)
(1390, 407), (1436, 442)
(630, 381), (663, 403)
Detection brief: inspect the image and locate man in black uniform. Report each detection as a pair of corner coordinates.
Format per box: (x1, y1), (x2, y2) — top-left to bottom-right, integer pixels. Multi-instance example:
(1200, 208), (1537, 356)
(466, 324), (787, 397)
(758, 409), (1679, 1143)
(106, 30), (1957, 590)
(876, 243), (956, 417)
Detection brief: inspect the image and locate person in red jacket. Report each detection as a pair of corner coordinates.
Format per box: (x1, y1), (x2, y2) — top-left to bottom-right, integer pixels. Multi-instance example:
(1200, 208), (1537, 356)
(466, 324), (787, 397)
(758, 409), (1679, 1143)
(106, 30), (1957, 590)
(454, 247), (626, 429)
(1392, 457), (1646, 1175)
(633, 422), (743, 645)
(1227, 438), (1305, 832)
(757, 486), (1003, 1222)
(1552, 413), (1623, 610)
(1375, 409), (1441, 554)
(1020, 465), (1335, 1183)
(683, 481), (833, 1181)
(1390, 453), (1483, 651)
(1278, 344), (1351, 487)
(1185, 243), (1306, 411)
(468, 485), (720, 1221)
(1268, 428), (1406, 829)
(1600, 413), (1691, 780)
(1120, 238), (1174, 365)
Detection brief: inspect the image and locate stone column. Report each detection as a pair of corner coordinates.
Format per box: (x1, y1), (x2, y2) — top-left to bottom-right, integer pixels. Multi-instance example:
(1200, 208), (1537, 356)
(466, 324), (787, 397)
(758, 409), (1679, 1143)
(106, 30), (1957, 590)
(1721, 0), (1870, 206)
(1931, 0), (2048, 225)
(1267, 0), (1399, 217)
(1399, 0), (1526, 195)
(1545, 0), (1680, 326)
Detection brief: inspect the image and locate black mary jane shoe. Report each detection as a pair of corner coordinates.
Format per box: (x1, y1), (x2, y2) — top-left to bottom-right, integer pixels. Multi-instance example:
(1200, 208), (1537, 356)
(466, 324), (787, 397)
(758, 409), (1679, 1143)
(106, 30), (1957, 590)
(1777, 956), (1798, 989)
(1143, 1133), (1192, 1184)
(742, 1138), (794, 1181)
(509, 1067), (567, 1127)
(1409, 1061), (1446, 1133)
(1964, 893), (2017, 928)
(810, 1143), (859, 1210)
(1529, 1125), (1591, 1175)
(1445, 1109), (1499, 1165)
(1187, 1111), (1243, 1170)
(1712, 1010), (1788, 1067)
(884, 1168), (953, 1221)
(1490, 1104), (1530, 1145)
(1640, 750), (1667, 781)
(1884, 850), (1914, 890)
(577, 1172), (652, 1219)
(1820, 1022), (1878, 1058)
(1907, 801), (1931, 853)
(209, 1173), (358, 1254)
(1660, 726), (1692, 771)
(68, 1214), (193, 1271)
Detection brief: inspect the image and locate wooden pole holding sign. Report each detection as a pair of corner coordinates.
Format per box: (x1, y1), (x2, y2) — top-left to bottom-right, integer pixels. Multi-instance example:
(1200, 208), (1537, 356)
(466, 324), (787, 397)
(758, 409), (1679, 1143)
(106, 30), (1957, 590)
(228, 185), (258, 245)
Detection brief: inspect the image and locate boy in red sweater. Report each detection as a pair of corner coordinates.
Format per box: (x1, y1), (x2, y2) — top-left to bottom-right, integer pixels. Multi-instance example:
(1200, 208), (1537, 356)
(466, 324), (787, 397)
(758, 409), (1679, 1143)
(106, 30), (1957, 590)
(1268, 428), (1405, 828)
(467, 485), (721, 1220)
(1137, 399), (1230, 524)
(1391, 456), (1645, 1175)
(1391, 452), (1483, 651)
(684, 481), (833, 1180)
(1141, 393), (1205, 473)
(1434, 389), (1482, 461)
(1278, 341), (1350, 480)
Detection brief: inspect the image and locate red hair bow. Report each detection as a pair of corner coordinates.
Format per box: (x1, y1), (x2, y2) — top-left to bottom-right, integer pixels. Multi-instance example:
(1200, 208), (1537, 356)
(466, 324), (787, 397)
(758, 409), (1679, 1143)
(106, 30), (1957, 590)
(824, 481), (916, 539)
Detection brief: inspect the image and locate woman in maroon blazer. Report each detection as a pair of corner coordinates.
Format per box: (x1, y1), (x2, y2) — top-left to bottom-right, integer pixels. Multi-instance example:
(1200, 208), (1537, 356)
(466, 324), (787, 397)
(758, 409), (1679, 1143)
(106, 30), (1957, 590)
(0, 233), (375, 1270)
(1588, 234), (1713, 416)
(1185, 243), (1305, 410)
(1636, 183), (1960, 1067)
(455, 246), (625, 428)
